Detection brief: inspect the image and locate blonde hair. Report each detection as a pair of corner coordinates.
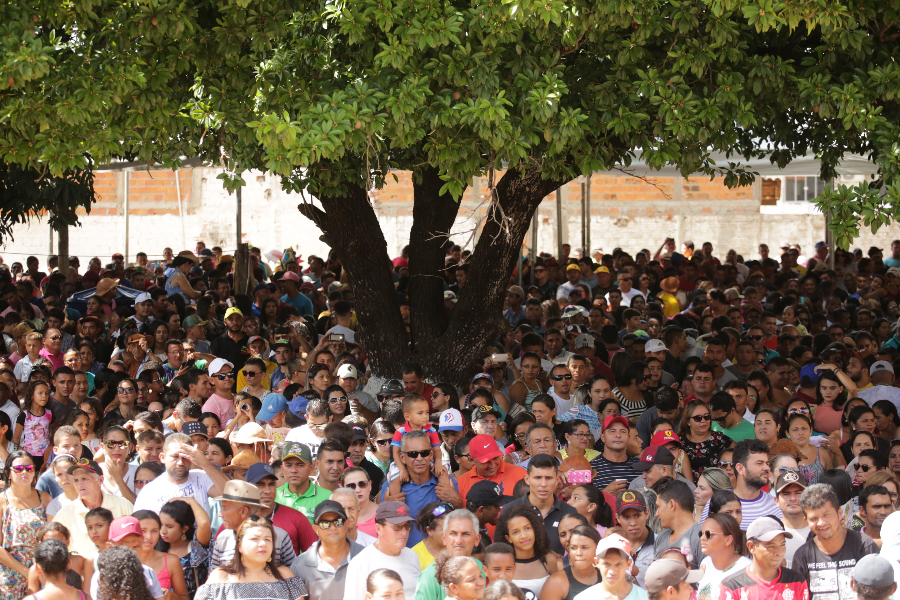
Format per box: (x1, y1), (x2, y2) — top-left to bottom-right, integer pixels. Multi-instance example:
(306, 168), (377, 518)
(699, 467), (732, 492)
(865, 469), (900, 491)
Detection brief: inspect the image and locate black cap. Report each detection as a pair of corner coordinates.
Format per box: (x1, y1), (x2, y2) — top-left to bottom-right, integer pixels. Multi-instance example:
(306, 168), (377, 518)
(182, 421), (208, 438)
(313, 499), (348, 524)
(378, 379), (405, 397)
(466, 480), (514, 507)
(67, 459), (102, 476)
(472, 404), (502, 422)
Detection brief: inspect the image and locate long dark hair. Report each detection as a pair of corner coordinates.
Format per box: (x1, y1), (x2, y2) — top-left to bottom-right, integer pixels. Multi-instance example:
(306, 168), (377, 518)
(77, 397), (105, 437)
(23, 381), (50, 414)
(816, 370), (848, 410)
(159, 500), (196, 551)
(705, 513), (744, 556)
(222, 518), (286, 579)
(96, 546), (156, 600)
(3, 450), (36, 488)
(494, 504), (552, 564)
(573, 484), (613, 527)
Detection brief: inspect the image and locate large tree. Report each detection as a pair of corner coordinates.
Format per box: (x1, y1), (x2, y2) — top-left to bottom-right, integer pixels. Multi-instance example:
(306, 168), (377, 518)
(3, 0), (900, 382)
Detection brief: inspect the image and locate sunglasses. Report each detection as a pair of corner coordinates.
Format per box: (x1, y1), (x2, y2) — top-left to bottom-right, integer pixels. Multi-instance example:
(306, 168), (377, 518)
(374, 439), (391, 446)
(316, 517), (346, 529)
(213, 372), (235, 380)
(712, 415), (729, 425)
(328, 396), (349, 404)
(404, 450), (431, 459)
(788, 407), (810, 415)
(550, 374), (572, 381)
(243, 370), (259, 378)
(104, 440), (129, 449)
(10, 465), (34, 473)
(860, 463), (877, 473)
(385, 522), (415, 532)
(344, 480), (370, 490)
(698, 530), (722, 539)
(135, 479), (154, 487)
(49, 335), (61, 341)
(117, 387), (136, 394)
(719, 461), (733, 468)
(534, 268), (546, 272)
(747, 335), (763, 341)
(691, 414), (712, 422)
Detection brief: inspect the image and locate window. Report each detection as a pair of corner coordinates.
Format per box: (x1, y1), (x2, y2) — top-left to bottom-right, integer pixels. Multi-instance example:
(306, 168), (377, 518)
(783, 176), (827, 202)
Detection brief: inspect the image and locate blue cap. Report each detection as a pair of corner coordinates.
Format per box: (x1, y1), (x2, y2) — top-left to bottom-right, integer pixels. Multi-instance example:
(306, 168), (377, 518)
(199, 248), (214, 256)
(800, 363), (821, 386)
(245, 462), (277, 485)
(288, 396), (309, 419)
(257, 393), (287, 422)
(254, 283), (271, 294)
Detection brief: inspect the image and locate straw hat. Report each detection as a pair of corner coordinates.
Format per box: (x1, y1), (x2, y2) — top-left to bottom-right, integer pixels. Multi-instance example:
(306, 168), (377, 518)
(94, 278), (119, 297)
(230, 422), (273, 445)
(221, 449), (262, 473)
(660, 277), (679, 294)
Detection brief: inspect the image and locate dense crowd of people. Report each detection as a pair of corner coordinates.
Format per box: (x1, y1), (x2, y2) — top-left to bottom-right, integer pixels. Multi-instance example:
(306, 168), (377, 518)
(5, 236), (900, 600)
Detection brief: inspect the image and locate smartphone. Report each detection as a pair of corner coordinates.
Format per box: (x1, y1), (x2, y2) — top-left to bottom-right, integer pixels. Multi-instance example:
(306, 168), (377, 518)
(492, 353), (508, 363)
(329, 333), (345, 342)
(568, 469), (591, 484)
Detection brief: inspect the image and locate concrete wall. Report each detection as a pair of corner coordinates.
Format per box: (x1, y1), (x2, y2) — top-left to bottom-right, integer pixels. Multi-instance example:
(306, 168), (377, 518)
(5, 167), (900, 269)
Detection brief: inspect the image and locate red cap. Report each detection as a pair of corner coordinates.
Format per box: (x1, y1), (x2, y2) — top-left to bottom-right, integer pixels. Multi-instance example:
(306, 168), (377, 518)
(602, 415), (630, 432)
(280, 271), (301, 283)
(651, 429), (682, 449)
(392, 257), (409, 268)
(108, 516), (143, 541)
(470, 434), (504, 463)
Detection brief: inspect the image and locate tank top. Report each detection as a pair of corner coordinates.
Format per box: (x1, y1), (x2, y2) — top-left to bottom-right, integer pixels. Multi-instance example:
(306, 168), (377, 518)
(517, 379), (541, 411)
(514, 557), (550, 600)
(563, 566), (602, 600)
(797, 447), (825, 485)
(165, 271), (186, 299)
(157, 555), (172, 591)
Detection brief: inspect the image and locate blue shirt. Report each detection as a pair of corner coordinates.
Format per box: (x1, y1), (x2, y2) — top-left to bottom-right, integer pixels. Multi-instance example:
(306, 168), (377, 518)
(280, 292), (314, 318)
(379, 475), (459, 548)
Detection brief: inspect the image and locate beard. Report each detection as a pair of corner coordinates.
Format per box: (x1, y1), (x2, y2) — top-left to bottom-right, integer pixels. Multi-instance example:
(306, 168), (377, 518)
(744, 472), (769, 491)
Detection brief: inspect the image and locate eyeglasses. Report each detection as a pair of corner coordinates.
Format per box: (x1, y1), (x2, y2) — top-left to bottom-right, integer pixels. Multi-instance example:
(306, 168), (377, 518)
(344, 480), (370, 490)
(550, 374), (572, 381)
(213, 372), (235, 380)
(308, 421), (328, 430)
(117, 387), (136, 394)
(135, 479), (154, 487)
(456, 454), (471, 460)
(691, 414), (712, 422)
(788, 407), (810, 415)
(374, 439), (391, 446)
(10, 465), (34, 473)
(328, 396), (349, 404)
(316, 517), (346, 529)
(385, 522), (415, 532)
(698, 530), (722, 539)
(569, 432), (592, 438)
(719, 461), (732, 468)
(104, 440), (129, 450)
(404, 450), (431, 459)
(243, 370), (259, 378)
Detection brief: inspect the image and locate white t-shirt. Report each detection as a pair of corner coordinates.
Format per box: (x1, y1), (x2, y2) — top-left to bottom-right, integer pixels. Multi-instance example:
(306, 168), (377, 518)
(696, 555), (751, 600)
(345, 544), (420, 600)
(46, 493), (76, 517)
(100, 462), (138, 499)
(784, 524), (811, 569)
(575, 583), (649, 600)
(354, 530), (377, 547)
(133, 470), (214, 513)
(324, 325), (355, 344)
(549, 389), (574, 415)
(285, 426), (325, 456)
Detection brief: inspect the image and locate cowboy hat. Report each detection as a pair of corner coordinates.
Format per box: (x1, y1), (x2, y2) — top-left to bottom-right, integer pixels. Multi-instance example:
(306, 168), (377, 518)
(94, 278), (119, 297)
(660, 277), (679, 294)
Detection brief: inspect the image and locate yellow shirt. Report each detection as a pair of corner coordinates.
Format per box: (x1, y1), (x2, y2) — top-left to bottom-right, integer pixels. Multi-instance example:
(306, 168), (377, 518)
(53, 493), (134, 558)
(412, 540), (437, 570)
(659, 292), (681, 317)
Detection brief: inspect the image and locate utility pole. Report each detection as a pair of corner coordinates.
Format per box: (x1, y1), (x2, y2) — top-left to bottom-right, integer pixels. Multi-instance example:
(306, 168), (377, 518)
(556, 188), (563, 260)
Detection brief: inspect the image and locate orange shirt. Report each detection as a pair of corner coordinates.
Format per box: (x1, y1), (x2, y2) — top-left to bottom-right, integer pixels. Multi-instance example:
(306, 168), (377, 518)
(457, 461), (527, 503)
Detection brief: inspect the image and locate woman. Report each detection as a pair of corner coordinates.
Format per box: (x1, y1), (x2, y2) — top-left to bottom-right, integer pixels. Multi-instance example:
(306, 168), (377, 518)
(842, 405), (887, 462)
(560, 420), (598, 462)
(509, 353), (545, 411)
(556, 513), (590, 563)
(692, 468), (731, 523)
(94, 545), (157, 600)
(645, 357), (665, 394)
(102, 378), (140, 423)
(531, 395), (566, 443)
(411, 502), (452, 570)
(591, 533), (647, 600)
(494, 504), (558, 598)
(133, 463), (164, 498)
(434, 555), (485, 600)
(323, 385), (350, 422)
(874, 400), (900, 441)
(890, 440), (900, 479)
(679, 400), (731, 481)
(305, 364), (333, 396)
(769, 454), (800, 490)
(753, 409), (779, 448)
(77, 397), (103, 456)
(506, 413), (537, 465)
(150, 322), (171, 362)
(784, 414), (832, 484)
(558, 376), (614, 437)
(365, 421), (395, 476)
(22, 539), (84, 600)
(814, 368), (855, 434)
(260, 299), (280, 329)
(540, 525), (601, 600)
(709, 490), (743, 524)
(612, 362), (651, 422)
(134, 510), (189, 600)
(483, 580), (525, 600)
(194, 518), (305, 600)
(566, 485), (613, 535)
(365, 569), (405, 600)
(159, 498), (211, 599)
(341, 467), (377, 536)
(696, 514), (750, 600)
(866, 470), (900, 509)
(0, 452), (50, 600)
(166, 255), (202, 302)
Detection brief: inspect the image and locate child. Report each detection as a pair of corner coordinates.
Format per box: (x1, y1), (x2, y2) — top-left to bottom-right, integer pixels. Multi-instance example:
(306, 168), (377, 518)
(13, 332), (43, 383)
(134, 430), (165, 464)
(27, 523), (93, 593)
(133, 510), (190, 599)
(366, 569), (406, 600)
(46, 455), (79, 517)
(85, 507), (114, 553)
(22, 538), (86, 600)
(388, 394), (446, 498)
(75, 399), (103, 454)
(13, 381), (52, 470)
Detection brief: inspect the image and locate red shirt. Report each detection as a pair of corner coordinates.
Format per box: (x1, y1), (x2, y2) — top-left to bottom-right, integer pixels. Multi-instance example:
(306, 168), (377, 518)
(214, 504), (317, 555)
(407, 383), (436, 411)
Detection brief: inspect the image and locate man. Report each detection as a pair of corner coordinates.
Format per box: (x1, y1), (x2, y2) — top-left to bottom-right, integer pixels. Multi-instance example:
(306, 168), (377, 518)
(858, 361), (900, 409)
(557, 263), (587, 302)
(48, 366), (75, 426)
(503, 454), (576, 554)
(52, 459), (134, 557)
(291, 499), (364, 600)
(702, 337), (737, 387)
(247, 462), (317, 555)
(456, 434), (526, 502)
(546, 328), (573, 366)
(465, 480), (510, 543)
(269, 339), (296, 391)
(316, 441), (347, 492)
(40, 328), (64, 371)
(130, 292), (156, 332)
(401, 361), (436, 410)
(617, 491), (655, 587)
(547, 364), (574, 414)
(279, 270), (315, 317)
(379, 430), (462, 547)
(202, 357), (236, 427)
(793, 483), (878, 599)
(632, 445), (696, 491)
(726, 340), (757, 380)
(653, 479), (703, 568)
(618, 308), (643, 343)
(701, 439), (781, 529)
(414, 509), (483, 600)
(331, 486), (377, 547)
(685, 364), (716, 404)
(325, 300), (357, 343)
(209, 479), (297, 569)
(276, 442), (333, 520)
(338, 364), (379, 422)
(718, 516), (808, 599)
(774, 470), (810, 568)
(635, 387), (683, 449)
(709, 392), (755, 443)
(850, 555), (898, 600)
(517, 423), (559, 469)
(210, 307), (250, 372)
(610, 272), (645, 307)
(589, 415), (642, 495)
(470, 405), (502, 441)
(345, 501), (421, 599)
(133, 432), (228, 513)
(643, 559), (702, 600)
(182, 314), (210, 354)
(662, 326), (688, 376)
(858, 485), (894, 547)
(503, 286), (527, 327)
(347, 425), (385, 493)
(533, 263), (559, 302)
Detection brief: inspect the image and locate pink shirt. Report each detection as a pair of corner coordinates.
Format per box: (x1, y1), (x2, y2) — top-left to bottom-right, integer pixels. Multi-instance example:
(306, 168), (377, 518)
(39, 348), (63, 371)
(202, 393), (236, 426)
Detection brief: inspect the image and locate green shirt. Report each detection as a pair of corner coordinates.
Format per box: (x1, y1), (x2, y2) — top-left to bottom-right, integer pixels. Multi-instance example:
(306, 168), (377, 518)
(275, 482), (332, 520)
(712, 418), (756, 443)
(414, 558), (484, 600)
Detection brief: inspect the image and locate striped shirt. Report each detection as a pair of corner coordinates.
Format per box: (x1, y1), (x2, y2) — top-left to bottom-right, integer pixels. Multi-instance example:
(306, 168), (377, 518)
(210, 524), (296, 569)
(612, 388), (646, 420)
(589, 454), (642, 490)
(700, 490), (783, 530)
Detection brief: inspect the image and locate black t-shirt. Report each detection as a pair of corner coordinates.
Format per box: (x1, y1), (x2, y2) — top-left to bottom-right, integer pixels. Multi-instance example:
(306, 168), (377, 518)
(209, 332), (250, 372)
(792, 529), (878, 600)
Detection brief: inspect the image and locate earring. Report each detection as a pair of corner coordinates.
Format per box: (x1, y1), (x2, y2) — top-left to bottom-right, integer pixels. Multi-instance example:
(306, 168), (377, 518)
(267, 556), (272, 563)
(182, 532), (187, 541)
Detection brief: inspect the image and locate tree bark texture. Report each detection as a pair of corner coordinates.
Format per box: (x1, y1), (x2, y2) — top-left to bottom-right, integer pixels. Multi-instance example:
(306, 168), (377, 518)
(298, 167), (566, 386)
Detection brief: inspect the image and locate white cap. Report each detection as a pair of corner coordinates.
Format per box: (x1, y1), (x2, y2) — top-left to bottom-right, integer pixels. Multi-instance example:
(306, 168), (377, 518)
(870, 360), (894, 375)
(134, 292), (152, 304)
(439, 408), (464, 432)
(443, 290), (458, 303)
(645, 339), (668, 353)
(337, 364), (359, 379)
(208, 357), (234, 377)
(595, 533), (632, 559)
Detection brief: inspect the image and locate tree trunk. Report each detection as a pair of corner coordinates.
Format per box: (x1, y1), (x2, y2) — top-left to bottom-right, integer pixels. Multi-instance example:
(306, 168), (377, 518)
(56, 222), (69, 273)
(298, 167), (567, 387)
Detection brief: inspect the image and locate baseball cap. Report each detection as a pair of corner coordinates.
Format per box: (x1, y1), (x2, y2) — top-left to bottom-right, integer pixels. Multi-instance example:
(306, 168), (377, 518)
(595, 266), (610, 274)
(299, 281), (315, 291)
(351, 426), (367, 442)
(67, 458), (102, 476)
(280, 271), (301, 283)
(224, 307), (243, 320)
(775, 469), (808, 495)
(602, 414), (630, 432)
(633, 445), (676, 471)
(644, 559), (703, 594)
(566, 263), (580, 272)
(207, 357), (234, 377)
(378, 379), (405, 398)
(257, 393), (287, 422)
(466, 480), (514, 507)
(247, 335), (265, 346)
(375, 501), (414, 524)
(853, 555), (896, 587)
(800, 363), (821, 385)
(109, 516), (143, 541)
(565, 324), (588, 336)
(472, 372), (494, 385)
(595, 533), (632, 559)
(314, 500), (348, 523)
(746, 516), (794, 542)
(134, 292), (152, 304)
(337, 364), (359, 379)
(439, 408), (464, 432)
(282, 442), (312, 463)
(472, 404), (502, 422)
(392, 257), (408, 268)
(616, 490), (647, 514)
(245, 462), (277, 485)
(182, 421), (208, 439)
(650, 430), (682, 449)
(574, 334), (594, 349)
(470, 434), (504, 463)
(182, 314), (207, 329)
(645, 339), (667, 353)
(444, 290), (458, 303)
(253, 283), (271, 294)
(871, 360), (895, 375)
(287, 396), (309, 418)
(508, 285), (525, 298)
(815, 240), (828, 249)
